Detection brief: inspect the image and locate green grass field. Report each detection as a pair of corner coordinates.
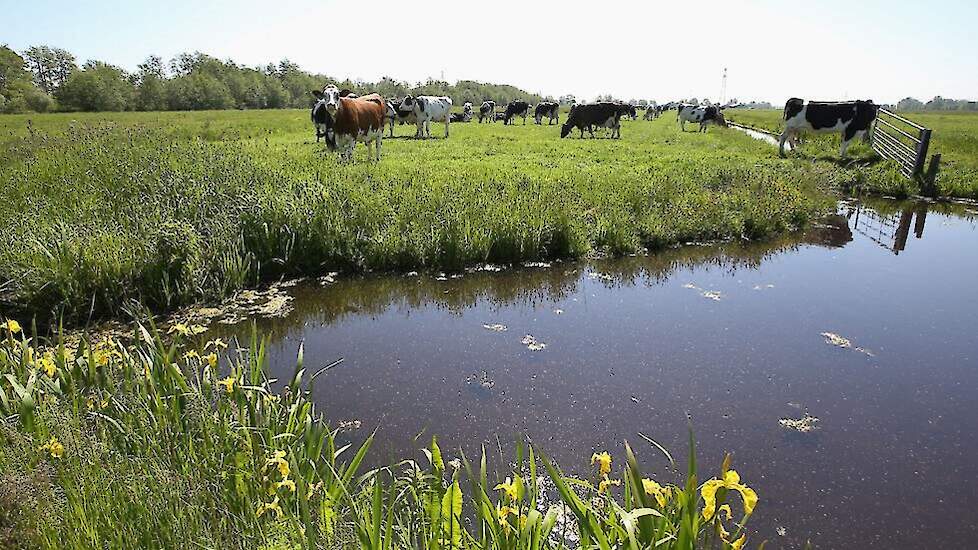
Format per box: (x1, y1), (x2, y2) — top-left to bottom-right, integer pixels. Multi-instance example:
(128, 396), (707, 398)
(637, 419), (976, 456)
(725, 108), (978, 199)
(1, 110), (845, 323)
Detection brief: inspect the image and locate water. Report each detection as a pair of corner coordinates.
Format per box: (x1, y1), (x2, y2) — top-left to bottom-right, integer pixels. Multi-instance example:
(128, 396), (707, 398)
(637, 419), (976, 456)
(217, 199), (978, 549)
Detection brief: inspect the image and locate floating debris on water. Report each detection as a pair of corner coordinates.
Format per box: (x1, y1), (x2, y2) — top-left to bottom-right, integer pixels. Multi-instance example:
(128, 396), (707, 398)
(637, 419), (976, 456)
(630, 396), (639, 404)
(336, 419), (361, 431)
(482, 323), (508, 332)
(405, 271), (419, 277)
(465, 370), (495, 390)
(696, 291), (718, 300)
(779, 414), (820, 433)
(821, 332), (875, 356)
(521, 334), (547, 351)
(684, 283), (723, 301)
(588, 272), (615, 282)
(467, 264), (507, 273)
(776, 526), (787, 537)
(553, 308), (564, 315)
(255, 294), (293, 317)
(523, 261), (552, 268)
(434, 273), (448, 281)
(752, 284), (775, 290)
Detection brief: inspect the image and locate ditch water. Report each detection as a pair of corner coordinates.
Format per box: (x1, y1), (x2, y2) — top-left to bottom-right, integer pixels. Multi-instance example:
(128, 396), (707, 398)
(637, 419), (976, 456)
(217, 198), (978, 549)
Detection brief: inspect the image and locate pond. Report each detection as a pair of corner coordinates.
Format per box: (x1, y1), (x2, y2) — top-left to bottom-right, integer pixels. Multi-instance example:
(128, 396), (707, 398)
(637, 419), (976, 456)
(215, 198), (978, 549)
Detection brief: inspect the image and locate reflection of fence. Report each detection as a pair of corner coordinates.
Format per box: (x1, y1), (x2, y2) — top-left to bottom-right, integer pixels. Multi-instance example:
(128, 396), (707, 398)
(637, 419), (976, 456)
(846, 202), (928, 255)
(872, 110), (940, 188)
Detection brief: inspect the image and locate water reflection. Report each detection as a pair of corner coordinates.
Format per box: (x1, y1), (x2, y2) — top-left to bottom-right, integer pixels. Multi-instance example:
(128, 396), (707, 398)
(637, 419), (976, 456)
(215, 199), (978, 549)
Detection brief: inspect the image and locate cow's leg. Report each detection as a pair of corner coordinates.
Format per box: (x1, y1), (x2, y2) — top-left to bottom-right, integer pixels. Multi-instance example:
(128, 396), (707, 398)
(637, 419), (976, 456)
(444, 117), (450, 138)
(778, 131), (789, 157)
(375, 134), (382, 161)
(681, 120), (686, 132)
(840, 138), (852, 158)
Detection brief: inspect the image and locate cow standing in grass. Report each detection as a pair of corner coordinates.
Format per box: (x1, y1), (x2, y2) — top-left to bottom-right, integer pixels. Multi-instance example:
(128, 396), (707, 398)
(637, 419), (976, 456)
(779, 98), (879, 158)
(479, 101), (496, 123)
(534, 102), (560, 125)
(677, 105), (727, 132)
(504, 101), (530, 125)
(399, 95), (453, 138)
(311, 85), (386, 162)
(560, 102), (622, 139)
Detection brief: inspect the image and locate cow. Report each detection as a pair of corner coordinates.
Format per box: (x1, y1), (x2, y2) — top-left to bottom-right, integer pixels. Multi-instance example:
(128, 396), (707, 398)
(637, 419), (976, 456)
(560, 102), (622, 139)
(779, 98), (879, 158)
(479, 100), (496, 123)
(644, 104), (663, 120)
(450, 102), (473, 123)
(504, 101), (530, 125)
(494, 112), (507, 122)
(534, 102), (560, 125)
(399, 95), (453, 138)
(677, 104), (727, 132)
(385, 98), (416, 137)
(311, 85), (386, 162)
(620, 103), (637, 121)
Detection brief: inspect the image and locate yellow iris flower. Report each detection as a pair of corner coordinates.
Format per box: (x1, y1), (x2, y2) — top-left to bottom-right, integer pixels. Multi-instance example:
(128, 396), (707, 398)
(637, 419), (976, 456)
(266, 450), (290, 478)
(256, 496), (283, 519)
(40, 437), (64, 459)
(497, 505), (515, 533)
(205, 353), (218, 369)
(217, 376), (235, 394)
(493, 476), (520, 502)
(591, 451), (612, 476)
(701, 469), (758, 521)
(277, 478), (296, 493)
(642, 478), (672, 507)
(38, 353), (57, 378)
(598, 477), (621, 494)
(2, 319), (21, 333)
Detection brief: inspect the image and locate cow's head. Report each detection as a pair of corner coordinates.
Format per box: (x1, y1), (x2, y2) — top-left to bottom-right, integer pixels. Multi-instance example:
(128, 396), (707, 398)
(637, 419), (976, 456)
(313, 85), (342, 116)
(398, 96), (416, 112)
(715, 111), (728, 127)
(560, 122), (572, 138)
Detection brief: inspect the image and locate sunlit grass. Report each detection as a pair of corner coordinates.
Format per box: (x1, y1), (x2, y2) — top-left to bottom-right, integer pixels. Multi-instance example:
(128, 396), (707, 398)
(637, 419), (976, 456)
(0, 111), (837, 322)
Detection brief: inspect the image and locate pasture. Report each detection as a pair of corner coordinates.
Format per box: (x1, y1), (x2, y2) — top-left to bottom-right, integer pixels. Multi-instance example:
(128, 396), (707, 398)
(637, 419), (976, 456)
(725, 108), (978, 199)
(0, 109), (842, 322)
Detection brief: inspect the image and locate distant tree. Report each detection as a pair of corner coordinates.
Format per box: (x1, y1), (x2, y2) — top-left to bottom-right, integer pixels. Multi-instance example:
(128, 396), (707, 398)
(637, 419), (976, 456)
(1, 45), (55, 113)
(23, 45), (76, 93)
(897, 97), (924, 111)
(57, 61), (134, 111)
(165, 72), (234, 110)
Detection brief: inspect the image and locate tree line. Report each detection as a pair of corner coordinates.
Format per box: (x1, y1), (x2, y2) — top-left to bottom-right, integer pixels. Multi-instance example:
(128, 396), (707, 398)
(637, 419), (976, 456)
(896, 96), (978, 112)
(0, 45), (547, 114)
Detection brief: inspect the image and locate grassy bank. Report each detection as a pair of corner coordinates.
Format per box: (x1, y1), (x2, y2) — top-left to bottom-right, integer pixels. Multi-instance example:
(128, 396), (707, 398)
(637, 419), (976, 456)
(1, 111), (836, 323)
(725, 108), (978, 199)
(0, 320), (762, 549)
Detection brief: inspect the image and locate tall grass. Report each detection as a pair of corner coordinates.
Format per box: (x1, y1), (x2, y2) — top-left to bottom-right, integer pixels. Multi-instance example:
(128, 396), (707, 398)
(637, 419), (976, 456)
(0, 111), (834, 322)
(0, 319), (763, 549)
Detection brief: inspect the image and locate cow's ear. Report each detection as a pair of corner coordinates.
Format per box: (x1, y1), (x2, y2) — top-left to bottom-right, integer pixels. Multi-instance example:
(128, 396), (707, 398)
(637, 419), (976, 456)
(311, 90), (324, 99)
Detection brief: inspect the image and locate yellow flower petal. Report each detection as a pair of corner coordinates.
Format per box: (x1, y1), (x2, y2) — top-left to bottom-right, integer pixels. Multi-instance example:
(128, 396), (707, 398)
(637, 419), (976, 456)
(3, 319), (21, 333)
(591, 452), (612, 476)
(700, 479), (724, 520)
(730, 534), (747, 550)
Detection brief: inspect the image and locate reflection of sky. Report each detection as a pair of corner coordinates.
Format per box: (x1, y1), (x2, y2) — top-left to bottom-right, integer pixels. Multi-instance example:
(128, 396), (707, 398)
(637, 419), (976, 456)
(224, 201), (978, 549)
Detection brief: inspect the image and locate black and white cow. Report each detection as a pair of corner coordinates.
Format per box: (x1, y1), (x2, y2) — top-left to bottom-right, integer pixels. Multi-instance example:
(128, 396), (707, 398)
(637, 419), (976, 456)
(643, 104), (662, 120)
(779, 98), (879, 158)
(385, 98), (417, 137)
(399, 95), (453, 138)
(450, 102), (473, 123)
(677, 104), (727, 132)
(561, 102), (622, 139)
(504, 101), (530, 125)
(479, 100), (496, 123)
(534, 102), (560, 125)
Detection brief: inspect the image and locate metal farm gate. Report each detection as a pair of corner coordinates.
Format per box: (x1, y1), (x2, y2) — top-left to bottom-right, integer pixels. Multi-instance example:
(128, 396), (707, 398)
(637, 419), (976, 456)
(871, 109), (941, 190)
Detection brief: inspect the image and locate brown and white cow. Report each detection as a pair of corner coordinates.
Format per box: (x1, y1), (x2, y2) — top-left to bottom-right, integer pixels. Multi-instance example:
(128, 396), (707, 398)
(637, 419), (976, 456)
(311, 85), (386, 161)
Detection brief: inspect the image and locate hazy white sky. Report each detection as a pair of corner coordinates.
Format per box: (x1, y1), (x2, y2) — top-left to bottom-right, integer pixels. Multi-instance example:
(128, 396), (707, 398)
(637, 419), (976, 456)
(3, 0), (976, 104)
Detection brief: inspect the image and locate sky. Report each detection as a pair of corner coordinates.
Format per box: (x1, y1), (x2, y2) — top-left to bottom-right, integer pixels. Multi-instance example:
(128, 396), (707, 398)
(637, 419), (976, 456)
(3, 0), (976, 104)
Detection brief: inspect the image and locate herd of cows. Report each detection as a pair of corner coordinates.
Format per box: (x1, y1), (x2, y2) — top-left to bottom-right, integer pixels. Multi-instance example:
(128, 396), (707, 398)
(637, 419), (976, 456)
(309, 84), (881, 162)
